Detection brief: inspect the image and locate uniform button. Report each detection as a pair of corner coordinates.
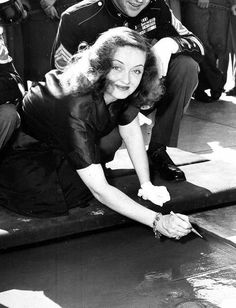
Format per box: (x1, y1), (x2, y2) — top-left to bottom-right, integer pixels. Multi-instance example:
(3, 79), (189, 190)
(98, 1), (102, 6)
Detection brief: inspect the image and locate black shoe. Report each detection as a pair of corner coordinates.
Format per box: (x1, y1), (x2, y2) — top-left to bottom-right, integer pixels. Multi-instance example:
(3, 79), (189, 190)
(210, 89), (223, 100)
(194, 90), (213, 103)
(148, 146), (186, 182)
(226, 86), (236, 96)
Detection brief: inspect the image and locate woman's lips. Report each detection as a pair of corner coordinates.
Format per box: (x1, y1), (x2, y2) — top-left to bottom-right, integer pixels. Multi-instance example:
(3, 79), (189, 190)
(116, 85), (130, 91)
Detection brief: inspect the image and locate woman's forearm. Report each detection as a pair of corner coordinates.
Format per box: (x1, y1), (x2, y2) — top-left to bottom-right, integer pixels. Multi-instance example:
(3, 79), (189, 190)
(77, 164), (156, 228)
(93, 182), (157, 228)
(125, 136), (150, 185)
(119, 117), (150, 186)
(77, 164), (191, 239)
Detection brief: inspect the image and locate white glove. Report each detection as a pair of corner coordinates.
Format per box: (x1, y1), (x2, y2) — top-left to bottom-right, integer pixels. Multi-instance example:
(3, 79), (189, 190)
(138, 181), (170, 206)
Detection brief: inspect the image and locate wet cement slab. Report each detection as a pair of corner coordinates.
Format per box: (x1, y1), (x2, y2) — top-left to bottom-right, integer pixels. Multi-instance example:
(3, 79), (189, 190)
(190, 204), (236, 246)
(1, 224), (236, 308)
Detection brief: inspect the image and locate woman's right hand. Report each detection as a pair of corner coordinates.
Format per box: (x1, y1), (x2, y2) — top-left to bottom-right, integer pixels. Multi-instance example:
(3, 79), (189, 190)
(156, 213), (192, 239)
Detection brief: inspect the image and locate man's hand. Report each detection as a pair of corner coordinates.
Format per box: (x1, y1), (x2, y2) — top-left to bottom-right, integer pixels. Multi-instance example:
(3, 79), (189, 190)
(197, 0), (209, 8)
(232, 4), (236, 16)
(43, 5), (59, 19)
(40, 0), (59, 20)
(152, 37), (179, 77)
(138, 181), (170, 206)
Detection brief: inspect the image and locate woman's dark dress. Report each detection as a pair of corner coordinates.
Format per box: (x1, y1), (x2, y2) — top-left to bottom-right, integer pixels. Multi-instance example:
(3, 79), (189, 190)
(0, 70), (139, 217)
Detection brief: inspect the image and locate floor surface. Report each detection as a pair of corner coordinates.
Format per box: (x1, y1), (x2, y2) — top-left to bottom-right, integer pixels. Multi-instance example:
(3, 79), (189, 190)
(1, 93), (236, 307)
(179, 94), (236, 164)
(1, 225), (236, 308)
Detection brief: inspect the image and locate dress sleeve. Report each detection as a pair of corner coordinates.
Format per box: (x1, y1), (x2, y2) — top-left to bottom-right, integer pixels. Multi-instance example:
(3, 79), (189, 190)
(118, 103), (139, 126)
(65, 100), (101, 169)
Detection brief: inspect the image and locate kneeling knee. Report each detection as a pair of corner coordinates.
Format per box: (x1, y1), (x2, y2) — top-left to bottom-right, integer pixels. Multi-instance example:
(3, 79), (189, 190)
(175, 56), (199, 83)
(179, 56), (199, 73)
(0, 104), (20, 129)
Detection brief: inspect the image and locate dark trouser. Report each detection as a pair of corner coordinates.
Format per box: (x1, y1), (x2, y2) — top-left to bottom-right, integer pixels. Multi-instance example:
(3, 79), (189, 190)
(181, 0), (230, 93)
(0, 104), (20, 150)
(4, 0), (79, 83)
(229, 13), (236, 87)
(147, 55), (199, 150)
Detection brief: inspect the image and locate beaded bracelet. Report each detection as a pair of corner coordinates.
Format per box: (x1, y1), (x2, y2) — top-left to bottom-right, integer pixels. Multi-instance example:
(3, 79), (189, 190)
(153, 212), (162, 238)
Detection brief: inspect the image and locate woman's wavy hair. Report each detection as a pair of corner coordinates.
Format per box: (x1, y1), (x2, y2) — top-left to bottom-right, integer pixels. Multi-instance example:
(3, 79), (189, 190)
(60, 27), (164, 108)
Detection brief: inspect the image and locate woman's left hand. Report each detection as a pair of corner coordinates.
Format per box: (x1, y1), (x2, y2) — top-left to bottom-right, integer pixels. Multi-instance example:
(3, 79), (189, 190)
(138, 181), (170, 206)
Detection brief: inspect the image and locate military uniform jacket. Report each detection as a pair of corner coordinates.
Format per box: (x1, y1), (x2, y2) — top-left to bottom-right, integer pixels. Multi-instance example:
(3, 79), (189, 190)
(52, 0), (204, 70)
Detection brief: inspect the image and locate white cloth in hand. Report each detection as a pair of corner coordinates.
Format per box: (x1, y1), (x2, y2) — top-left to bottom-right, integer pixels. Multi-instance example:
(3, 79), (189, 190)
(137, 181), (170, 206)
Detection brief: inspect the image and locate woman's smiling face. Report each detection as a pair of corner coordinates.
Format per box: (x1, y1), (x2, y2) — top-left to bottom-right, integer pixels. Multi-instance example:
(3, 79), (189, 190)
(104, 46), (146, 104)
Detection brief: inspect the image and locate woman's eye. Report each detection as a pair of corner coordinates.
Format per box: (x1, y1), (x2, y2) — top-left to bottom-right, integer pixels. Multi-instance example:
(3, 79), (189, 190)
(112, 65), (121, 71)
(133, 69), (142, 75)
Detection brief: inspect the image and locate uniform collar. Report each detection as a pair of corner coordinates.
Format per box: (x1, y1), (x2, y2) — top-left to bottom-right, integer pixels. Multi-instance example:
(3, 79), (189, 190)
(105, 0), (127, 20)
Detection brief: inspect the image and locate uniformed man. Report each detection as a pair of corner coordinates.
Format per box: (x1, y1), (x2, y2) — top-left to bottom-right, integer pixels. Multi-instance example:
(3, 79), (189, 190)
(51, 0), (204, 182)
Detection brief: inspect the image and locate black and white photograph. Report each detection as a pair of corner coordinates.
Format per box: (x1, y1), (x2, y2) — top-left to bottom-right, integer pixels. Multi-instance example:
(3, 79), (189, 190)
(0, 0), (236, 307)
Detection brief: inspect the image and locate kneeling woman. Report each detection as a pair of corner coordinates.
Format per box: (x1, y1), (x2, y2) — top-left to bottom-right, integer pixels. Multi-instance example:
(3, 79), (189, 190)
(0, 27), (191, 240)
